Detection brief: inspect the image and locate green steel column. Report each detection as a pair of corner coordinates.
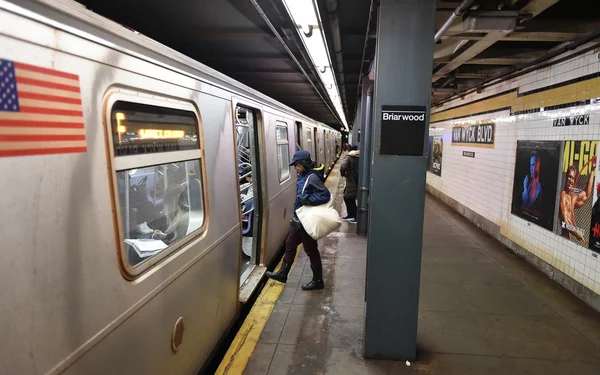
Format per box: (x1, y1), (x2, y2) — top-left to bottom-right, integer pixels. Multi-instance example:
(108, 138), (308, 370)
(363, 0), (435, 360)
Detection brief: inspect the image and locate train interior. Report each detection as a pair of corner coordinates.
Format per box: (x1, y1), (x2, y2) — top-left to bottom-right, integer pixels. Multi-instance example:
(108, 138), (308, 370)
(235, 106), (262, 281)
(111, 102), (205, 271)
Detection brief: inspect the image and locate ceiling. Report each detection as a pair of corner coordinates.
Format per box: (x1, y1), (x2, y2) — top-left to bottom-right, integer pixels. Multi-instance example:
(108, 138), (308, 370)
(74, 0), (599, 131)
(74, 0), (346, 129)
(430, 0), (600, 106)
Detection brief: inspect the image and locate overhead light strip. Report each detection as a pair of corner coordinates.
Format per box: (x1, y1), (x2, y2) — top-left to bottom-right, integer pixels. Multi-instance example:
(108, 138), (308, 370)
(281, 0), (349, 130)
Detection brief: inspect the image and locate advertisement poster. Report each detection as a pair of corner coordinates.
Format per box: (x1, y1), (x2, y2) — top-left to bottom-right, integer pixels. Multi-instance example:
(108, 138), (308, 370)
(430, 136), (443, 176)
(511, 141), (561, 230)
(554, 141), (598, 247)
(589, 154), (600, 253)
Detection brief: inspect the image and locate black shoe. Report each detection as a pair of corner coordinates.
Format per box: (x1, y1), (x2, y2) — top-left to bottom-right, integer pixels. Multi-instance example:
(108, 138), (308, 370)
(301, 265), (324, 290)
(301, 279), (324, 290)
(266, 261), (292, 283)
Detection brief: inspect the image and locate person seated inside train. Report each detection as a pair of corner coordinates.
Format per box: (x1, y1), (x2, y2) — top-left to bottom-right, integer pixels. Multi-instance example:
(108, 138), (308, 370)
(239, 165), (254, 236)
(127, 169), (191, 247)
(240, 165), (253, 200)
(161, 183), (191, 244)
(128, 175), (167, 239)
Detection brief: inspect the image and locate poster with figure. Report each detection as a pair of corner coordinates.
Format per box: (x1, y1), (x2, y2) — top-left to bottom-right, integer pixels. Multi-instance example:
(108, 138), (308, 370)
(511, 141), (561, 230)
(430, 136), (443, 176)
(589, 159), (600, 253)
(554, 140), (598, 247)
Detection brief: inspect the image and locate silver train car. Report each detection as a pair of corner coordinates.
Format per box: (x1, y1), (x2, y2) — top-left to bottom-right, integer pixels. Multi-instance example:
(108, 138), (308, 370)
(0, 0), (341, 374)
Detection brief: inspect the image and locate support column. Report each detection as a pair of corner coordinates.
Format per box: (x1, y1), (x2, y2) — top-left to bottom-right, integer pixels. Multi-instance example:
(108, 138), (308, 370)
(363, 0), (435, 360)
(353, 93), (363, 148)
(357, 79), (373, 236)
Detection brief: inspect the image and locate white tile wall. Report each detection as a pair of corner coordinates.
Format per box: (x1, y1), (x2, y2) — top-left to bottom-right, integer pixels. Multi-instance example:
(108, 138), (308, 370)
(428, 49), (600, 295)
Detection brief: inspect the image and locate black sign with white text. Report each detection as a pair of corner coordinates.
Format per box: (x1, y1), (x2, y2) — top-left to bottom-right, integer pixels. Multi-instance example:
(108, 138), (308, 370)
(380, 105), (427, 156)
(552, 115), (589, 127)
(462, 151), (475, 158)
(451, 123), (495, 147)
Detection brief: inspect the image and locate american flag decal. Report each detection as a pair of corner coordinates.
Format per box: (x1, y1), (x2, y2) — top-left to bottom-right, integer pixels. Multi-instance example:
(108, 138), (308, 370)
(0, 58), (86, 157)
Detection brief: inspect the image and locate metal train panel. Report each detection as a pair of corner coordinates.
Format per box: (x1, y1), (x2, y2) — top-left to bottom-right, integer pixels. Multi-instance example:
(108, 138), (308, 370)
(0, 20), (240, 375)
(259, 110), (296, 264)
(58, 234), (240, 375)
(261, 110), (295, 203)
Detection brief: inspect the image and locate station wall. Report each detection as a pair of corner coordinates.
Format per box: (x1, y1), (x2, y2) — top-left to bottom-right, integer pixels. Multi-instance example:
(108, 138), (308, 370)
(426, 47), (600, 310)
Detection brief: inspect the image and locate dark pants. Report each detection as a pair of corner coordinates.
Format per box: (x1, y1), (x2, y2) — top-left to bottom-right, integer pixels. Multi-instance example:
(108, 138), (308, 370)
(344, 197), (357, 218)
(283, 227), (322, 268)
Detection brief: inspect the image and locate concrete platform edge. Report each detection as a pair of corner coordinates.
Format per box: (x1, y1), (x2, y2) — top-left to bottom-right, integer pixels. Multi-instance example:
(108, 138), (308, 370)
(426, 184), (600, 314)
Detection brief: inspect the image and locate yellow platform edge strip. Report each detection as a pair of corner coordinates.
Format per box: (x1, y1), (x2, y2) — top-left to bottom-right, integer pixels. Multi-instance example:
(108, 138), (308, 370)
(215, 163), (339, 375)
(214, 255), (296, 375)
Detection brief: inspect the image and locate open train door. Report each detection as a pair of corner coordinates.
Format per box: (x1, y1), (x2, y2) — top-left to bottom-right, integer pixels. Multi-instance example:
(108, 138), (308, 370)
(234, 105), (266, 299)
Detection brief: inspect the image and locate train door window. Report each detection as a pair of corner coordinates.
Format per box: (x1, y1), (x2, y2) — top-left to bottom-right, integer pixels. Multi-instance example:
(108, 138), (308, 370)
(295, 121), (302, 151)
(322, 129), (328, 168)
(235, 105), (264, 281)
(314, 128), (321, 165)
(109, 100), (205, 277)
(306, 129), (313, 157)
(276, 121), (290, 182)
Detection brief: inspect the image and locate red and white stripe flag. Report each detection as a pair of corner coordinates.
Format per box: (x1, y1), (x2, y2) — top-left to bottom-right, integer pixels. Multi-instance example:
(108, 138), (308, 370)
(0, 58), (86, 157)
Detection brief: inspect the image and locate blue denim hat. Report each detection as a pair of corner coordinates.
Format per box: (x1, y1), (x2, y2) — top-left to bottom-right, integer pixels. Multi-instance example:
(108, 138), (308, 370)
(289, 150), (311, 166)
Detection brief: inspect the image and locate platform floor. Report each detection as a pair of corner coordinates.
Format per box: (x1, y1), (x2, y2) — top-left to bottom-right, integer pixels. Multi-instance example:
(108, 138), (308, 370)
(242, 166), (600, 375)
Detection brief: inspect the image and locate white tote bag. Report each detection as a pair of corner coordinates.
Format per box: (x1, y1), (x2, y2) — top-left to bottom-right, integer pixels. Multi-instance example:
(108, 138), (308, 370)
(295, 175), (342, 240)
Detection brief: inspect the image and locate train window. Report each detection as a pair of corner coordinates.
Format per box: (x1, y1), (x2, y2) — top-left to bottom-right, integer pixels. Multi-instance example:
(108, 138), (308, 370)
(111, 101), (199, 156)
(276, 122), (290, 182)
(295, 121), (302, 151)
(109, 100), (205, 275)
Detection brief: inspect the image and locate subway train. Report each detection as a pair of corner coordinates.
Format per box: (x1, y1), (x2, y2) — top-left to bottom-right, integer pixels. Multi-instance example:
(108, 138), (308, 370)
(0, 0), (342, 374)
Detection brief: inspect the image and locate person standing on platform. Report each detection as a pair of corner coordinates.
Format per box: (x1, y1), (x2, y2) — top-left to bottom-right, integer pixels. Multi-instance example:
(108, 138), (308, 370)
(266, 150), (331, 290)
(340, 145), (359, 223)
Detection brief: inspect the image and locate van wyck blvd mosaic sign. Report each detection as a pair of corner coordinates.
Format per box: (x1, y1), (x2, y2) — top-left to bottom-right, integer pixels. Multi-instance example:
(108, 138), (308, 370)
(451, 123), (495, 148)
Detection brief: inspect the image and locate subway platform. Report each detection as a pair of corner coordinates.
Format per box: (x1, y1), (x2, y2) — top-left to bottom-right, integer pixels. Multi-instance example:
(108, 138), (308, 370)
(223, 163), (600, 375)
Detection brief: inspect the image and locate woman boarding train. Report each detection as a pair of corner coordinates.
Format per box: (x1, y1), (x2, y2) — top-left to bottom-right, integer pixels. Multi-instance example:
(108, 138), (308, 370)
(266, 150), (331, 290)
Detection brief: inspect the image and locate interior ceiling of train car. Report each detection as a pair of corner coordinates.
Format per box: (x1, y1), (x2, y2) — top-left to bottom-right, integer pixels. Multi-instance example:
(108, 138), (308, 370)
(73, 0), (599, 131)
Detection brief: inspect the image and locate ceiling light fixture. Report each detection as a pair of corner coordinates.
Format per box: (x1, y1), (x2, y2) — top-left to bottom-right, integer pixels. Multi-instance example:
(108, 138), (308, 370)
(281, 0), (349, 130)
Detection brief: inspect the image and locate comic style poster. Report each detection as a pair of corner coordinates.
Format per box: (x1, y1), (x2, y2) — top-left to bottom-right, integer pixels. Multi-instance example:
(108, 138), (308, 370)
(588, 154), (600, 253)
(430, 136), (443, 176)
(511, 141), (561, 230)
(554, 141), (598, 247)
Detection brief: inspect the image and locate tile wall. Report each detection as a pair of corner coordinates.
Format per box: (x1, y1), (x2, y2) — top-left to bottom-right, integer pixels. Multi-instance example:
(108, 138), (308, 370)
(427, 48), (600, 296)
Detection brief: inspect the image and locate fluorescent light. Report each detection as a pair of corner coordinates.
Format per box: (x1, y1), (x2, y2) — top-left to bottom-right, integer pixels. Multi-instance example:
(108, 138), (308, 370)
(281, 0), (349, 130)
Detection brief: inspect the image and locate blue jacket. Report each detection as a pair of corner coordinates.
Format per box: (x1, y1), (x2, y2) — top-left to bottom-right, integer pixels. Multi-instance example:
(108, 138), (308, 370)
(294, 164), (331, 212)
